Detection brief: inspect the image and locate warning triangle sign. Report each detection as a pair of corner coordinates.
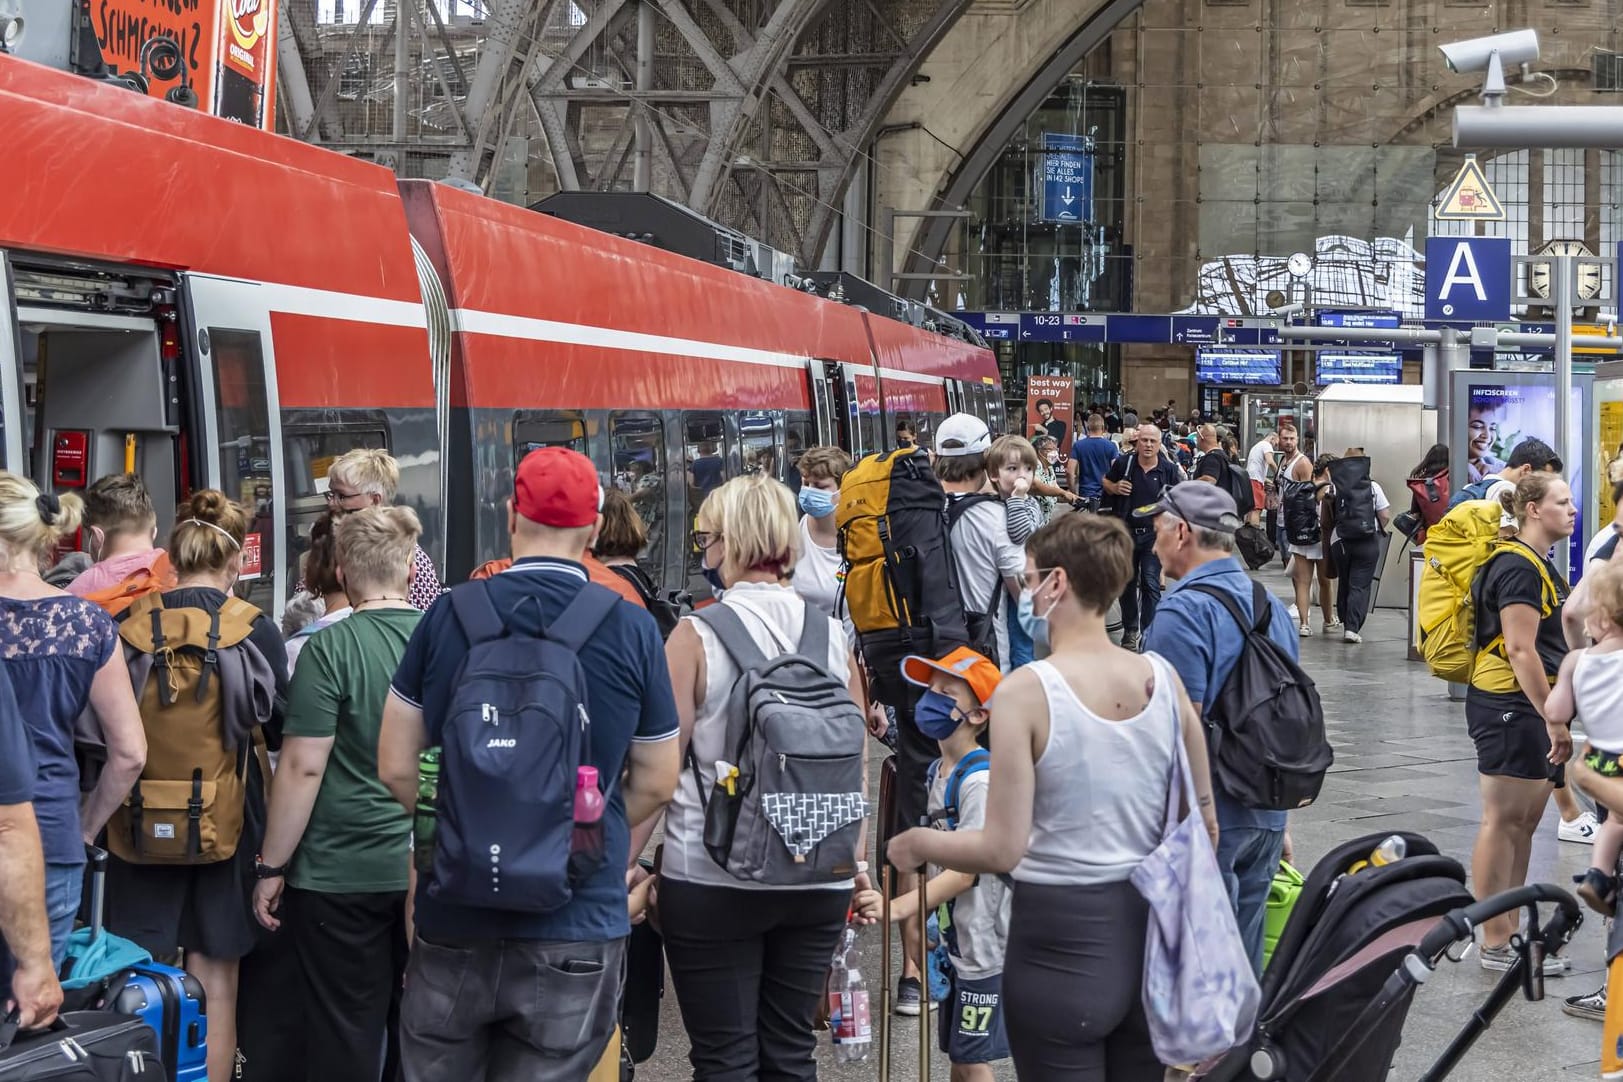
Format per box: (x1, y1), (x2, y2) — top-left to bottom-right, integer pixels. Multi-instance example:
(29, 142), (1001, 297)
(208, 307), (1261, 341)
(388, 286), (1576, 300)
(1435, 157), (1505, 221)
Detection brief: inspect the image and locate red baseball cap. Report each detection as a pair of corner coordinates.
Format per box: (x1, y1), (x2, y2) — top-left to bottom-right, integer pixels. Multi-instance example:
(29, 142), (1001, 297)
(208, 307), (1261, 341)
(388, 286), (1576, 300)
(513, 447), (604, 528)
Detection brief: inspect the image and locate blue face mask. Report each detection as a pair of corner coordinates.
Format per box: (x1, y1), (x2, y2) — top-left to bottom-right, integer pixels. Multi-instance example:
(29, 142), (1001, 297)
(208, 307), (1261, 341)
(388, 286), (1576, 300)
(798, 486), (838, 519)
(1017, 571), (1058, 650)
(915, 690), (968, 741)
(702, 566), (726, 595)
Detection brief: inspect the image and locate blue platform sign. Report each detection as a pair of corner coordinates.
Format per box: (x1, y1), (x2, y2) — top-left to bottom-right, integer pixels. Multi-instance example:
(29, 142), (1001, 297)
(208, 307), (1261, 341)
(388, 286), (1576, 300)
(1318, 311), (1400, 330)
(1424, 237), (1512, 322)
(1038, 133), (1093, 224)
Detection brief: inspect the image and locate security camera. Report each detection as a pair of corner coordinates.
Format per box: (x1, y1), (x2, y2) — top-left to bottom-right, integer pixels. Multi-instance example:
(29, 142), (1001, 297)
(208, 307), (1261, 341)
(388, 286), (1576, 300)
(1439, 30), (1538, 74)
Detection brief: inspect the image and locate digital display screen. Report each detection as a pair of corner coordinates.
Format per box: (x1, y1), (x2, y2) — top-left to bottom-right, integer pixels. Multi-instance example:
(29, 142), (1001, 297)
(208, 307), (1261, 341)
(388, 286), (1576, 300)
(1316, 353), (1402, 385)
(1196, 349), (1281, 386)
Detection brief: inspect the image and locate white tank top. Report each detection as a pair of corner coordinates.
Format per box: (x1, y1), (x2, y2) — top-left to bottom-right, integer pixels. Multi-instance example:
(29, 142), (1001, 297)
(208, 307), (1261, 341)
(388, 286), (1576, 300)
(1574, 648), (1623, 753)
(1013, 654), (1178, 886)
(661, 582), (854, 891)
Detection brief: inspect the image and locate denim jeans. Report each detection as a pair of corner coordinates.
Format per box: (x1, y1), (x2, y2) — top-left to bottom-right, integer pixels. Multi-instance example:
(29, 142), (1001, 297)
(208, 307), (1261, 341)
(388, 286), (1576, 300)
(1005, 593), (1034, 668)
(45, 861), (84, 969)
(1215, 827), (1285, 976)
(399, 934), (625, 1082)
(1118, 531), (1163, 637)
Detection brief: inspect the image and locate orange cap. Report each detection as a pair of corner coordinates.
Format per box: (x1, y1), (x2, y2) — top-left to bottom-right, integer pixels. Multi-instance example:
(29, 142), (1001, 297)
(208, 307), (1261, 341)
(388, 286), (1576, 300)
(900, 646), (1001, 707)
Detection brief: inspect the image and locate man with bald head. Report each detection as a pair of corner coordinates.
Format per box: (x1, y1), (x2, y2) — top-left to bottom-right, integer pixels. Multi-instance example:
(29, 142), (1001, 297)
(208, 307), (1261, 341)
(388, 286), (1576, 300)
(1102, 424), (1183, 650)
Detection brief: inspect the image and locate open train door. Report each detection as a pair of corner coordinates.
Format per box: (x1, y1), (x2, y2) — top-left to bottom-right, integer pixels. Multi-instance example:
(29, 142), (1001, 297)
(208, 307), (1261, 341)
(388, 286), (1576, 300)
(181, 274), (287, 622)
(0, 255), (24, 472)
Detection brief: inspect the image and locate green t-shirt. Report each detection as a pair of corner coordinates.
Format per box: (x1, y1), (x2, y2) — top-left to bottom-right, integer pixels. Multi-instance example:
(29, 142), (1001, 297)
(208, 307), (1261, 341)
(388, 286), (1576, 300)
(284, 608), (421, 893)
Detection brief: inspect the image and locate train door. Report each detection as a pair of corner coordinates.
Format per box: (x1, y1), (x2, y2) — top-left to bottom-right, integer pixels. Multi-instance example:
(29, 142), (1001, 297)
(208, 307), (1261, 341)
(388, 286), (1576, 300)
(182, 274), (286, 620)
(6, 257), (193, 561)
(806, 359), (867, 455)
(944, 378), (965, 416)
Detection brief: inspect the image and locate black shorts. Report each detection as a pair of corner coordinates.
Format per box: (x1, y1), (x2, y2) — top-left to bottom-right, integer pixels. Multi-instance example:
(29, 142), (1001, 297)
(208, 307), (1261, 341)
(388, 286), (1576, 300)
(1466, 698), (1564, 784)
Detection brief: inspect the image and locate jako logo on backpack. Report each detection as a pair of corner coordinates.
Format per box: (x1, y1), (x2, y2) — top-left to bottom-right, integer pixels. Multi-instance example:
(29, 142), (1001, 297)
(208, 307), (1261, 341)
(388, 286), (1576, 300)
(428, 580), (621, 913)
(690, 603), (868, 885)
(1187, 582), (1332, 810)
(1416, 500), (1560, 684)
(836, 447), (971, 705)
(109, 594), (275, 865)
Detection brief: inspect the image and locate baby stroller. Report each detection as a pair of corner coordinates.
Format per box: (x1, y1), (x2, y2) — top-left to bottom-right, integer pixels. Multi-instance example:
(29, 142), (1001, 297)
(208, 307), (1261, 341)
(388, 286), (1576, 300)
(1197, 831), (1582, 1082)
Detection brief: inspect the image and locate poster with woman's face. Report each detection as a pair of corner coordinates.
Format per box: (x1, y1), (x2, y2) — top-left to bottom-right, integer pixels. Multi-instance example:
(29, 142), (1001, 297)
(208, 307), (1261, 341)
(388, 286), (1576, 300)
(1468, 383), (1585, 571)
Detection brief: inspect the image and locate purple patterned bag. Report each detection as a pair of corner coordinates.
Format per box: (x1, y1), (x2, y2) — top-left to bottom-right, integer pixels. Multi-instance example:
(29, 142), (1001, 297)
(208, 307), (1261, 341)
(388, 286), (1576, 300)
(1129, 706), (1261, 1065)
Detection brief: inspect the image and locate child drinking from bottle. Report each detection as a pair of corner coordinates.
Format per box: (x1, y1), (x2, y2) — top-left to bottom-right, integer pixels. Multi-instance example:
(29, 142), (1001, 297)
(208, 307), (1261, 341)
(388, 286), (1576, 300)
(1549, 562), (1623, 915)
(855, 646), (1011, 1081)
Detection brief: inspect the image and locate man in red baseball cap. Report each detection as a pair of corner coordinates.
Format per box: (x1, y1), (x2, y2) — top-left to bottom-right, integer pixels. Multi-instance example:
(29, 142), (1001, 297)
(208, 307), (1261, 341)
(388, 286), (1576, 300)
(378, 446), (682, 1078)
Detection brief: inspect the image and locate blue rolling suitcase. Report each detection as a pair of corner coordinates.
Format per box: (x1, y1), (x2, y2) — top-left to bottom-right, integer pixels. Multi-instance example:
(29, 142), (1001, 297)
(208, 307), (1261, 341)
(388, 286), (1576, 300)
(68, 847), (207, 1082)
(102, 965), (206, 1082)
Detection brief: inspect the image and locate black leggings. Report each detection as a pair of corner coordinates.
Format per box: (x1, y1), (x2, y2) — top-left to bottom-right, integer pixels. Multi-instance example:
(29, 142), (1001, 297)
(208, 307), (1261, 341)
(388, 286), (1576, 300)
(1333, 534), (1382, 634)
(1003, 879), (1161, 1081)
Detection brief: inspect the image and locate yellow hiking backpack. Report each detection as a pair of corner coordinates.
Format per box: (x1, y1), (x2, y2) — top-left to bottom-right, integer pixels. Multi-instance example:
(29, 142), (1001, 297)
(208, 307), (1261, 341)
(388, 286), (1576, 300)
(1415, 500), (1559, 684)
(836, 447), (973, 706)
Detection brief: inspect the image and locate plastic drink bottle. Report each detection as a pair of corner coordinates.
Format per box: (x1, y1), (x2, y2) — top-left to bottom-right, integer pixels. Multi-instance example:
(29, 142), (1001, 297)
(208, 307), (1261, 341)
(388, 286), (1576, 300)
(1370, 834), (1407, 867)
(571, 766), (606, 872)
(828, 922), (873, 1064)
(413, 748), (440, 873)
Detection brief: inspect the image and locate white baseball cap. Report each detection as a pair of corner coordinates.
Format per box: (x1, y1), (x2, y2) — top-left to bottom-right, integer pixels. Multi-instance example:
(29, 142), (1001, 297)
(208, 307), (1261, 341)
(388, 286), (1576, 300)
(934, 413), (992, 457)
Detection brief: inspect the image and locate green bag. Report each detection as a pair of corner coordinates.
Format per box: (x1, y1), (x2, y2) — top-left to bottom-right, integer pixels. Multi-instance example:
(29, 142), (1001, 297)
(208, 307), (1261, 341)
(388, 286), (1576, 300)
(1262, 861), (1304, 969)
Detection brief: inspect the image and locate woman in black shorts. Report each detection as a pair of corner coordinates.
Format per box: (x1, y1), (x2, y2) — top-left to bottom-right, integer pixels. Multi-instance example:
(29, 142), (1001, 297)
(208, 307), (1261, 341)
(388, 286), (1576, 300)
(1467, 472), (1575, 974)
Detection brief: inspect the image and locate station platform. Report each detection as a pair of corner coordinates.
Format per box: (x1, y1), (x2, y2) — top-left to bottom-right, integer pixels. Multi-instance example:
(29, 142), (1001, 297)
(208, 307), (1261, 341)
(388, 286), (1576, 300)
(640, 566), (1606, 1080)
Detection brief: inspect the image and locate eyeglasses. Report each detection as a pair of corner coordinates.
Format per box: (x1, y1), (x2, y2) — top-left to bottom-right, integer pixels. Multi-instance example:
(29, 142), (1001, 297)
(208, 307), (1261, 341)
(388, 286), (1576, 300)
(691, 530), (722, 550)
(324, 486), (365, 504)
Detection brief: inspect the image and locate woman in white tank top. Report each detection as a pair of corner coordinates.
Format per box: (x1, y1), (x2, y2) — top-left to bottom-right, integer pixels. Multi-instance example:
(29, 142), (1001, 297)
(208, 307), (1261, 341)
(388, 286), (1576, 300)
(888, 512), (1218, 1081)
(652, 474), (874, 1080)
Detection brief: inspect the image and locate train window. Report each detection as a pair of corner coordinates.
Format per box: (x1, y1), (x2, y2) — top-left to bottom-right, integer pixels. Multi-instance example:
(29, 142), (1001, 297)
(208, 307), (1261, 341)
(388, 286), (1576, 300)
(513, 410), (588, 464)
(857, 408), (880, 458)
(784, 412), (814, 491)
(282, 425), (388, 588)
(610, 412), (666, 588)
(683, 412), (727, 596)
(209, 329), (276, 611)
(738, 411), (779, 481)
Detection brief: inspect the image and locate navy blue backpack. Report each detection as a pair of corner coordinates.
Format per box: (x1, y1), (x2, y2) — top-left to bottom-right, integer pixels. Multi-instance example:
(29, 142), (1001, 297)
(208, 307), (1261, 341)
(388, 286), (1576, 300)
(926, 747), (990, 831)
(429, 580), (620, 913)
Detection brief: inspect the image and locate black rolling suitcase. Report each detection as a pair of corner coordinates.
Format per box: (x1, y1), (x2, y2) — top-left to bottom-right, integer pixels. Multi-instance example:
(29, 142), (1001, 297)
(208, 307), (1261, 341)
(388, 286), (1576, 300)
(0, 1009), (159, 1079)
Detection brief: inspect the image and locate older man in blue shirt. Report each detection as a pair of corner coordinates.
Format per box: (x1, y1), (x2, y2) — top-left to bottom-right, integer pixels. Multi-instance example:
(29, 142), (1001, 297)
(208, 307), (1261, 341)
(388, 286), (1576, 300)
(1141, 483), (1299, 974)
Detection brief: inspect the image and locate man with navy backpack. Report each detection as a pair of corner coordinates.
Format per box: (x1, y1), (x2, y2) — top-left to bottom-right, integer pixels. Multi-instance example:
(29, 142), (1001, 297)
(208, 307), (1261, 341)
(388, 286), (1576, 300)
(1143, 484), (1328, 976)
(379, 447), (681, 1081)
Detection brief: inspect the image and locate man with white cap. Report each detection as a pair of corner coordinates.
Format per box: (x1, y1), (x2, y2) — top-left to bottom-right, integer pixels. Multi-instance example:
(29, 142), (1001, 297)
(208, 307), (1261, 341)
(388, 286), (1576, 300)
(934, 413), (1025, 673)
(1141, 483), (1297, 974)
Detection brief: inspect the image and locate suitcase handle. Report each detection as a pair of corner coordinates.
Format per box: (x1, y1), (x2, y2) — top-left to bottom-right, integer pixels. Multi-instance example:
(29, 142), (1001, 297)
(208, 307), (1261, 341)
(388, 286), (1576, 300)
(0, 1007), (69, 1052)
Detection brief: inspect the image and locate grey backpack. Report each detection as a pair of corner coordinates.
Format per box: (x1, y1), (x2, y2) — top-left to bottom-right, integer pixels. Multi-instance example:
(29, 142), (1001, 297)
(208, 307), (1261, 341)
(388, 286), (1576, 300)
(689, 602), (869, 885)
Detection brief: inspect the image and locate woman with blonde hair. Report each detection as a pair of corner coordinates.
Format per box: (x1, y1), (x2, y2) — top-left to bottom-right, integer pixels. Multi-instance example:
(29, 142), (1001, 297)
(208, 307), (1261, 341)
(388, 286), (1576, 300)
(105, 489), (288, 1082)
(1466, 472), (1576, 976)
(655, 473), (872, 1078)
(305, 448), (443, 610)
(0, 471), (146, 972)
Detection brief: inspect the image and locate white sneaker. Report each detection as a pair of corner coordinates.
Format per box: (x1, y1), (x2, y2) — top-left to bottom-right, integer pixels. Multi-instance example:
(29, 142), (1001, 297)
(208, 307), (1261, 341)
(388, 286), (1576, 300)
(1324, 620), (1344, 633)
(1288, 602), (1300, 620)
(1343, 629), (1362, 643)
(1561, 811), (1601, 845)
(1299, 623), (1312, 638)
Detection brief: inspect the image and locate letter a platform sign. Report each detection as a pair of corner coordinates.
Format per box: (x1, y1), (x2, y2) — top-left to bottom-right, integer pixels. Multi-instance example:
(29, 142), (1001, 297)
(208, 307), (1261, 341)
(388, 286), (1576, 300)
(1434, 157), (1505, 222)
(1425, 237), (1513, 322)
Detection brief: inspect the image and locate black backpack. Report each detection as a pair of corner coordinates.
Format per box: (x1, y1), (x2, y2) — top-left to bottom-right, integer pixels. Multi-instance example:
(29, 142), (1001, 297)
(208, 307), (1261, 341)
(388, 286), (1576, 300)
(1281, 479), (1322, 547)
(1187, 581), (1333, 810)
(1328, 456), (1378, 540)
(1205, 452), (1255, 517)
(607, 562), (685, 640)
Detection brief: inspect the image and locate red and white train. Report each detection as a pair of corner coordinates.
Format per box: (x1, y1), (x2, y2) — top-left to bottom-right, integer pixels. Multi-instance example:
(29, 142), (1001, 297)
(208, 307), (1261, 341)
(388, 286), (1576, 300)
(0, 54), (1002, 616)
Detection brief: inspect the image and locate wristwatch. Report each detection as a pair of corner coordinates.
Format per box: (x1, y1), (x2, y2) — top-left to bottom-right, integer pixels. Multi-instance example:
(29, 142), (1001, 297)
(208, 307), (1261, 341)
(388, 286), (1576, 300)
(253, 857), (287, 880)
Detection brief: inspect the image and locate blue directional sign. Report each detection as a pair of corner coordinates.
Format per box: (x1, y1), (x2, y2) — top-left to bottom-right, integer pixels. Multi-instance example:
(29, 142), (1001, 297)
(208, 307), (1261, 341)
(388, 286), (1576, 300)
(1038, 133), (1093, 224)
(1172, 316), (1220, 345)
(1424, 237), (1512, 322)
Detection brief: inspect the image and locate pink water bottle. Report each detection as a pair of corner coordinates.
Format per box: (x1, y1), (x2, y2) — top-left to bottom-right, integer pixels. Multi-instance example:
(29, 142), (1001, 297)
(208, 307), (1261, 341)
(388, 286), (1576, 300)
(570, 767), (606, 878)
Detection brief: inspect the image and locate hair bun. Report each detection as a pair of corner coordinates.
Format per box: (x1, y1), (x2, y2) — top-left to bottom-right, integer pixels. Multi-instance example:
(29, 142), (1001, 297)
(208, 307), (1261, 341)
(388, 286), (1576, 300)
(35, 492), (60, 525)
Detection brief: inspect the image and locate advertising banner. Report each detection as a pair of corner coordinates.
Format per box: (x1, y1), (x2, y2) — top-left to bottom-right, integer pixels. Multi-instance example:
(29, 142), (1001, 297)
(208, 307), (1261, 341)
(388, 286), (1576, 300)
(1466, 381), (1586, 571)
(92, 0), (277, 129)
(1026, 376), (1076, 455)
(1600, 400), (1623, 530)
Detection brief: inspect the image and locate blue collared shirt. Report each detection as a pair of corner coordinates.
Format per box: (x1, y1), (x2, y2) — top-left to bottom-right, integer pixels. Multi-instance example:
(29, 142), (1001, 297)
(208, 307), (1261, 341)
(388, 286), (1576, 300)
(391, 557), (680, 942)
(1143, 555), (1297, 831)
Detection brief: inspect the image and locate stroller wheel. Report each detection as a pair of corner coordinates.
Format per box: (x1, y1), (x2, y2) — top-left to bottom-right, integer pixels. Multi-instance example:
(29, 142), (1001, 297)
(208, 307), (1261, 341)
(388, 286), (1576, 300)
(1249, 1044), (1283, 1081)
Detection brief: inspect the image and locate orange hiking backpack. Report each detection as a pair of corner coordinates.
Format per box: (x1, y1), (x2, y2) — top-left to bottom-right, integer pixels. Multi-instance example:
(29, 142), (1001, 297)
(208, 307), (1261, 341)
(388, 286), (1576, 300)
(81, 552), (177, 618)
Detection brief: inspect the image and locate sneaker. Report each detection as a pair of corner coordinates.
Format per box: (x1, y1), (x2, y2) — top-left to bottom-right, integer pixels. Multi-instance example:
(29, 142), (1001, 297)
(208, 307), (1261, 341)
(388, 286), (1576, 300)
(1325, 620), (1344, 632)
(895, 977), (921, 1017)
(1299, 623), (1312, 637)
(1343, 629), (1362, 643)
(1574, 868), (1618, 916)
(1478, 942), (1570, 976)
(1121, 633), (1140, 653)
(1288, 601), (1300, 620)
(1562, 811), (1601, 845)
(1564, 986), (1608, 1021)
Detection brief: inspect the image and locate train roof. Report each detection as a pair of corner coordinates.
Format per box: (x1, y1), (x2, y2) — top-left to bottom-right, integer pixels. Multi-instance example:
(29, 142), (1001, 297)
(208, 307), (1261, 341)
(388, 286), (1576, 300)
(0, 54), (421, 304)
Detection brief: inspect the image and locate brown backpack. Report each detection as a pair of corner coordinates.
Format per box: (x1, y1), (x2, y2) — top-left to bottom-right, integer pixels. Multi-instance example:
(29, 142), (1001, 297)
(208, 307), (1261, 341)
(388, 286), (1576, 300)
(108, 593), (271, 865)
